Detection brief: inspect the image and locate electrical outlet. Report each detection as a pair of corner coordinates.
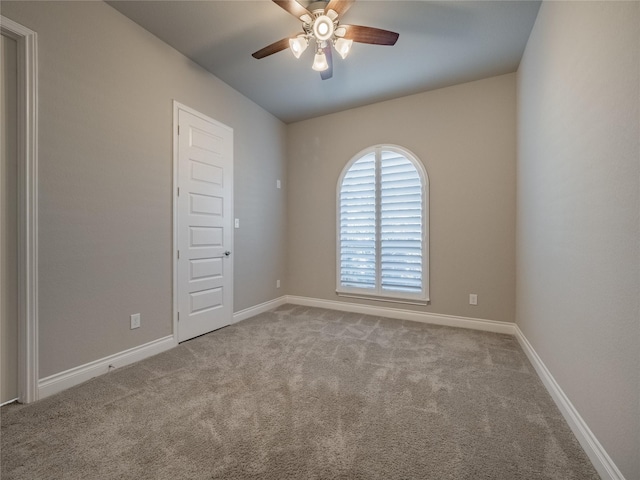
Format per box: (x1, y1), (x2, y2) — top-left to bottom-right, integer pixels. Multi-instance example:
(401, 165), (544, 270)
(276, 179), (281, 189)
(234, 218), (240, 229)
(469, 294), (478, 306)
(276, 279), (280, 288)
(130, 313), (141, 329)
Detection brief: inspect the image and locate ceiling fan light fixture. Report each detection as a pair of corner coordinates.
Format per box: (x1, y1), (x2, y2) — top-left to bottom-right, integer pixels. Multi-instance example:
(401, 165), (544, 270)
(334, 38), (353, 59)
(312, 50), (329, 71)
(289, 35), (308, 59)
(313, 15), (334, 41)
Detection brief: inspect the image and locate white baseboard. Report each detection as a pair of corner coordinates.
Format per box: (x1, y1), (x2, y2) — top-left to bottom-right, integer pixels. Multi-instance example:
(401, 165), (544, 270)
(285, 295), (516, 334)
(233, 296), (288, 323)
(38, 335), (176, 400)
(36, 297), (289, 401)
(515, 326), (625, 480)
(1, 398), (19, 407)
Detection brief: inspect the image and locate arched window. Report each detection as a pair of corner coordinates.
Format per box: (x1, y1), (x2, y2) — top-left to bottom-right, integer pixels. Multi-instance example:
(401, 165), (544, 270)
(337, 145), (429, 303)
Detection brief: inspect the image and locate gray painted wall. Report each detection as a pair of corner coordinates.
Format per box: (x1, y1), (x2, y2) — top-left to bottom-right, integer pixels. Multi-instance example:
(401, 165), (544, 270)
(1, 34), (19, 403)
(287, 74), (517, 323)
(517, 2), (639, 478)
(2, 1), (287, 379)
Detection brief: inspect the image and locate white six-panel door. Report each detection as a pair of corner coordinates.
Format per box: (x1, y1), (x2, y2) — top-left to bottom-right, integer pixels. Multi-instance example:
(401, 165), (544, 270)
(176, 105), (233, 342)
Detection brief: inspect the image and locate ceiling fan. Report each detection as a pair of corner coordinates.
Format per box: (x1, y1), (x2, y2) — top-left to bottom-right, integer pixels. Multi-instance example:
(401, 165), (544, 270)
(252, 0), (399, 80)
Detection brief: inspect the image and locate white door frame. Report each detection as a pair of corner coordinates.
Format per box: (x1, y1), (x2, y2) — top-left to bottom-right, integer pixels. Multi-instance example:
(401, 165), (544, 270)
(172, 101), (233, 343)
(1, 16), (39, 404)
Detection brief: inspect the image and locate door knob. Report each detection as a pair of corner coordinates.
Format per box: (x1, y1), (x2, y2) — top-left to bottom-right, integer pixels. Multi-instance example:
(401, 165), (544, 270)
(224, 251), (231, 256)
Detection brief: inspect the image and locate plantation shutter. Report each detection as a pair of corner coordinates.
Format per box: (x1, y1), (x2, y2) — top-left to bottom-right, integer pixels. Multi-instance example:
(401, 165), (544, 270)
(380, 151), (423, 293)
(339, 153), (376, 289)
(339, 147), (425, 299)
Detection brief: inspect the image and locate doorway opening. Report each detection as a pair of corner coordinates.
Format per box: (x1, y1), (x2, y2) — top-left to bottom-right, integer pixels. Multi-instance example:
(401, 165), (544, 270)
(1, 16), (38, 404)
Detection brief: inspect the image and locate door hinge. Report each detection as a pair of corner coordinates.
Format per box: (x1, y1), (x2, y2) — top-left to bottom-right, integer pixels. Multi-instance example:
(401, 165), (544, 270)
(177, 250), (180, 259)
(177, 187), (180, 196)
(177, 312), (180, 322)
(177, 125), (180, 135)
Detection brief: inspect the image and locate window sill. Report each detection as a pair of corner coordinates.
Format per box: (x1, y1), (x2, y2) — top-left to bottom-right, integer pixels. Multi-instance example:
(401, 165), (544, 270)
(336, 290), (430, 306)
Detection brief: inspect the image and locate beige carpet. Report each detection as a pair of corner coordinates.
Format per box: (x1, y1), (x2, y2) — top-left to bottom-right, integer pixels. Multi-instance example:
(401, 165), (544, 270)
(1, 305), (598, 479)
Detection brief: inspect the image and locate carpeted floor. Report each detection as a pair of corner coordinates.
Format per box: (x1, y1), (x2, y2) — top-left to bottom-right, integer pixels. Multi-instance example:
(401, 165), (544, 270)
(1, 305), (599, 479)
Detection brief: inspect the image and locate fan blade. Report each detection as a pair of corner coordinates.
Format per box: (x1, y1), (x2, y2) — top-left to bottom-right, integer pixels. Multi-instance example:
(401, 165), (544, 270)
(325, 0), (355, 18)
(341, 25), (399, 45)
(252, 37), (292, 59)
(273, 0), (313, 21)
(320, 45), (333, 80)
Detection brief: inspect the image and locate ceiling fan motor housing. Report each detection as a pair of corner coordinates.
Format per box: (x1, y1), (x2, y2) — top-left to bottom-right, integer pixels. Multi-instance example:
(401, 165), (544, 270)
(303, 2), (341, 41)
(313, 15), (335, 41)
(308, 1), (334, 15)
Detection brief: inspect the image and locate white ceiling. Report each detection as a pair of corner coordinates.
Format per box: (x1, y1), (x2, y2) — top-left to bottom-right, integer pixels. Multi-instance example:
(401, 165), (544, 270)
(107, 0), (541, 124)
